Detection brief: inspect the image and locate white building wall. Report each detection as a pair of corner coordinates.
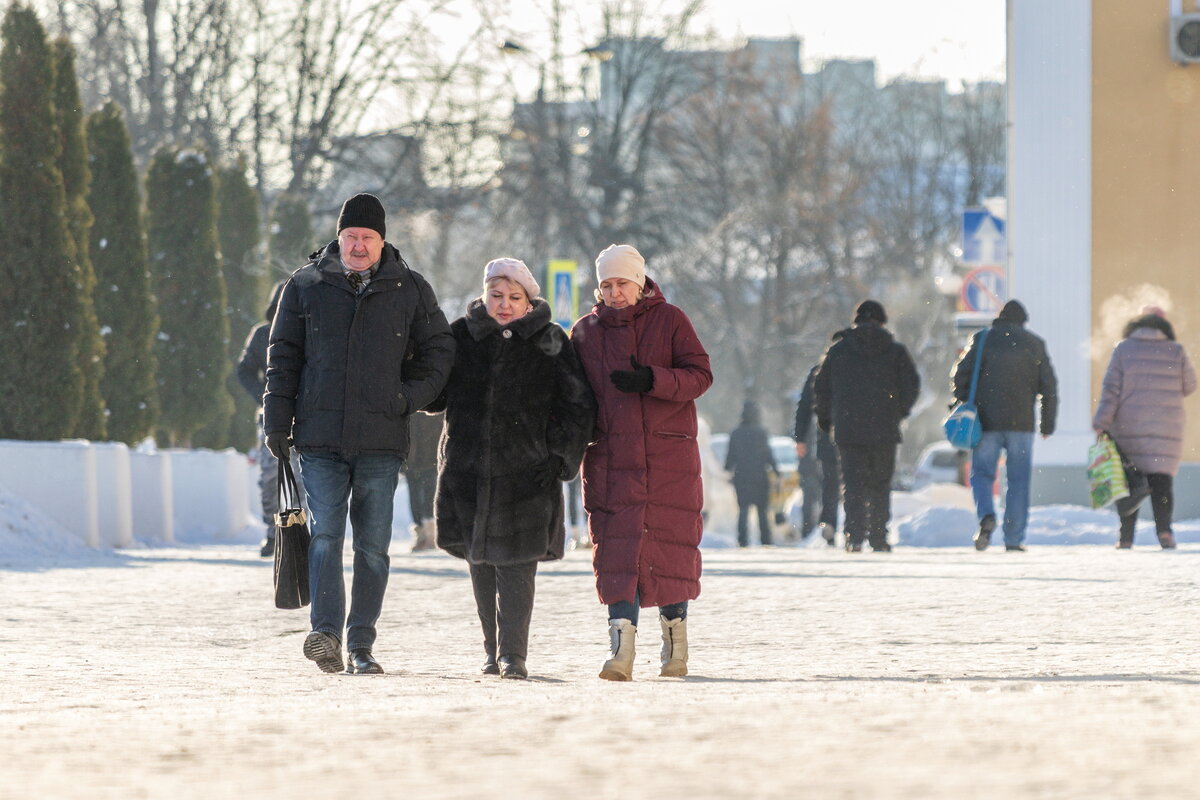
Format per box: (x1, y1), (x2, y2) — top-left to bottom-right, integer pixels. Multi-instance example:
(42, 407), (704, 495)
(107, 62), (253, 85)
(1008, 0), (1093, 466)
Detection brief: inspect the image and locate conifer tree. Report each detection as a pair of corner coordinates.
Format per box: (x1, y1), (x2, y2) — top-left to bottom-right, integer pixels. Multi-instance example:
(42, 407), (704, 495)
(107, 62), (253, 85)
(269, 192), (316, 276)
(0, 4), (84, 439)
(193, 156), (261, 451)
(54, 37), (106, 440)
(146, 145), (230, 447)
(87, 101), (159, 444)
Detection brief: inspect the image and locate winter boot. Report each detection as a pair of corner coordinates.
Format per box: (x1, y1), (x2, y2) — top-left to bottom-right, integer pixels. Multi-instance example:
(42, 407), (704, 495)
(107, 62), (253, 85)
(818, 523), (836, 547)
(1158, 530), (1177, 550)
(974, 514), (996, 551)
(659, 615), (688, 677)
(411, 519), (436, 552)
(599, 619), (636, 681)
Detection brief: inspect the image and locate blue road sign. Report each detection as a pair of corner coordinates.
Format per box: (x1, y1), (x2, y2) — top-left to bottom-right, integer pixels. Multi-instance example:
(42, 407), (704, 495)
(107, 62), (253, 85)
(960, 266), (1006, 314)
(961, 208), (1006, 265)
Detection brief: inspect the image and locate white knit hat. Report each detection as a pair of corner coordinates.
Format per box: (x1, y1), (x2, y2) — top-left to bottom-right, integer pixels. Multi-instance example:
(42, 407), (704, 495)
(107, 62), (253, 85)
(483, 257), (539, 299)
(595, 244), (646, 289)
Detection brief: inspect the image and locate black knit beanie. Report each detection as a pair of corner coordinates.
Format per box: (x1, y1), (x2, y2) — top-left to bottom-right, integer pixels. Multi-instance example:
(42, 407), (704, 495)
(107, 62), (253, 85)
(853, 300), (887, 325)
(997, 299), (1028, 324)
(337, 193), (386, 238)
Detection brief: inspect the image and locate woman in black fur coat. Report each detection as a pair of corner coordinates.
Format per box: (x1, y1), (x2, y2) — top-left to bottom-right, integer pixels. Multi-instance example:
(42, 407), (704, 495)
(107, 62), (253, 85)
(428, 258), (595, 679)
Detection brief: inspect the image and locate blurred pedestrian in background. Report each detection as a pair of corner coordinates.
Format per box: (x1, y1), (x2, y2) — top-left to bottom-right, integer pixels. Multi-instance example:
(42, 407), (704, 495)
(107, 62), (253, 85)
(1093, 306), (1195, 549)
(403, 410), (442, 552)
(571, 244), (712, 681)
(236, 280), (304, 558)
(431, 258), (594, 679)
(724, 400), (778, 547)
(814, 300), (919, 553)
(793, 363), (839, 546)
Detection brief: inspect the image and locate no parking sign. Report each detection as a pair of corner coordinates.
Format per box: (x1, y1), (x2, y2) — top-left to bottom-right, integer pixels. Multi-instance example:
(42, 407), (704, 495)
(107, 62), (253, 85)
(960, 266), (1006, 314)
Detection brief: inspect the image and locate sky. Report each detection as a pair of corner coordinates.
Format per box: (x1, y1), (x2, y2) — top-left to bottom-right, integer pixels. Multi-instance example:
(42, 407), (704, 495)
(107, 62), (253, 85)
(694, 0), (1007, 86)
(479, 0), (1007, 89)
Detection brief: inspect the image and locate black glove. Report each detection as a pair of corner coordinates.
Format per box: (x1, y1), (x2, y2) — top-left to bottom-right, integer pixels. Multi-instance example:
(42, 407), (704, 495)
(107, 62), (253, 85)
(532, 456), (564, 488)
(265, 432), (292, 461)
(609, 355), (654, 394)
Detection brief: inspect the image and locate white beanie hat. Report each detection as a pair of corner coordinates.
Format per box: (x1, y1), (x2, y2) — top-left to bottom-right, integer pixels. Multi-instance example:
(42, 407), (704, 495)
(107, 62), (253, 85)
(483, 257), (539, 299)
(595, 244), (646, 289)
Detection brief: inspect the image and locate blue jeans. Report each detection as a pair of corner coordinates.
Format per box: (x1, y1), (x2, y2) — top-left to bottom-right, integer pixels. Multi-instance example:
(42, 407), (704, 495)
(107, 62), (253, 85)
(970, 431), (1034, 546)
(299, 450), (403, 651)
(608, 595), (688, 627)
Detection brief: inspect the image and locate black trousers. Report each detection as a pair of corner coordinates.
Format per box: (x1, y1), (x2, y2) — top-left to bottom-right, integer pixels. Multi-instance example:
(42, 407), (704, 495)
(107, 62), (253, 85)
(735, 483), (773, 546)
(1117, 472), (1174, 541)
(800, 437), (841, 534)
(469, 561), (538, 659)
(837, 443), (897, 548)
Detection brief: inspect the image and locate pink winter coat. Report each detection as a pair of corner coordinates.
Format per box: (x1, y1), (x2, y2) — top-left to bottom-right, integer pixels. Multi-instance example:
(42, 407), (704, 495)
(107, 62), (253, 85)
(570, 279), (713, 607)
(1093, 323), (1196, 475)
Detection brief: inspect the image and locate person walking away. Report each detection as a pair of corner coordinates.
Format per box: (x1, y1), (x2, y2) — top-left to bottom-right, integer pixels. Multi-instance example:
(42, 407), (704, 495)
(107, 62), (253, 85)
(1092, 306), (1195, 549)
(951, 299), (1058, 552)
(264, 193), (455, 675)
(724, 400), (779, 547)
(404, 409), (442, 552)
(237, 280), (304, 557)
(430, 258), (595, 679)
(571, 244), (713, 680)
(813, 300), (919, 553)
(793, 363), (840, 546)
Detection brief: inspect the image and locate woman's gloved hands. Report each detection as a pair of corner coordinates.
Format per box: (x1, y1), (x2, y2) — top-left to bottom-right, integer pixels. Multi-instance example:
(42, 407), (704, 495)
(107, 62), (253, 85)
(610, 356), (653, 394)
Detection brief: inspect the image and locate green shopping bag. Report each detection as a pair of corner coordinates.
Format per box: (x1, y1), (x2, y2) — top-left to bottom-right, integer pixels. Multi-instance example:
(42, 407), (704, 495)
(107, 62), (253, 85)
(1087, 432), (1130, 509)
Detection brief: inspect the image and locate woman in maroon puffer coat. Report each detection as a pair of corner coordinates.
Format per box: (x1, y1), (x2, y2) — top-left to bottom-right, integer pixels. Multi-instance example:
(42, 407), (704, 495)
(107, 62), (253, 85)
(570, 244), (713, 681)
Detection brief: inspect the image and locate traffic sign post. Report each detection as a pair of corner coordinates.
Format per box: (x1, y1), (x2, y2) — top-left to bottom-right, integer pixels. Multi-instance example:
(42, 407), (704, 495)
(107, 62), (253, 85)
(545, 260), (579, 329)
(961, 207), (1006, 266)
(960, 266), (1006, 314)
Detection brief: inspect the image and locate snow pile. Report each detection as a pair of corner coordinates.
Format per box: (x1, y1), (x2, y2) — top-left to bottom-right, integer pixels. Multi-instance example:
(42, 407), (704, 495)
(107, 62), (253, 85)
(0, 486), (119, 568)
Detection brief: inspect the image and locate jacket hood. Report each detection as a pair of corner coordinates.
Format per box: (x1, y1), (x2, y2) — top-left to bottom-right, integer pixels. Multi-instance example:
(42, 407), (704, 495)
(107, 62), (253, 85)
(739, 400), (762, 426)
(997, 299), (1028, 324)
(265, 279), (286, 322)
(464, 296), (553, 341)
(838, 321), (894, 356)
(1124, 313), (1175, 341)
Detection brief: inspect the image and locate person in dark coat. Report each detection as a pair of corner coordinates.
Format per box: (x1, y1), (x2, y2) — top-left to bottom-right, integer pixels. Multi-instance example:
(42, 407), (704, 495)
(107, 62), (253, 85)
(813, 300), (920, 553)
(571, 244), (713, 681)
(793, 363), (840, 546)
(264, 193), (455, 675)
(236, 280), (304, 558)
(1092, 306), (1195, 549)
(952, 299), (1058, 552)
(430, 258), (595, 680)
(724, 400), (779, 547)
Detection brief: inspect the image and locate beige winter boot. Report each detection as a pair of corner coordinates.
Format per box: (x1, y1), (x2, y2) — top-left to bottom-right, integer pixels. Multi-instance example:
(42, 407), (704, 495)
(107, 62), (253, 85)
(599, 619), (636, 681)
(658, 615), (688, 677)
(411, 519), (436, 552)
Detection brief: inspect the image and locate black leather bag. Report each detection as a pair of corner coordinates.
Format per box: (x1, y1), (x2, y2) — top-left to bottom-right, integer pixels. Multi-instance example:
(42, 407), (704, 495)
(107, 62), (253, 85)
(272, 457), (311, 609)
(1111, 435), (1151, 519)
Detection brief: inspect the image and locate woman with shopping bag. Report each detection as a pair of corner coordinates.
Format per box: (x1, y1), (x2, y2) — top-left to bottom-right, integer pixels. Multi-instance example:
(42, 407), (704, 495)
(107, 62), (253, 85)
(1093, 306), (1196, 548)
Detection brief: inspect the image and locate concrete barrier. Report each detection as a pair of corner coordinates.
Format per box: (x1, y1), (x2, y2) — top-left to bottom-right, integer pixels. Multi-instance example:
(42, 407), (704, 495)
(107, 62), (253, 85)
(0, 439), (99, 547)
(168, 449), (255, 540)
(93, 441), (133, 547)
(130, 450), (174, 543)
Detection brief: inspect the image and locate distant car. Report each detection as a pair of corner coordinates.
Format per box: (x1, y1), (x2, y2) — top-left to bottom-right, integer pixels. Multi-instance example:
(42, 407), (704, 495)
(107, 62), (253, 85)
(910, 441), (964, 490)
(709, 433), (799, 523)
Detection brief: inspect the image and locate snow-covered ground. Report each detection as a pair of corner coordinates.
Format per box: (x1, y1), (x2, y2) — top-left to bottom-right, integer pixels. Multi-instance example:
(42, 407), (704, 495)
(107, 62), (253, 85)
(3, 482), (1199, 799)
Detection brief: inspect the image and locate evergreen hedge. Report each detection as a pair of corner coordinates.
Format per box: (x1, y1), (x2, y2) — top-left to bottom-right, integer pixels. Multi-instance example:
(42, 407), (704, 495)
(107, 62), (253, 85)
(87, 101), (159, 444)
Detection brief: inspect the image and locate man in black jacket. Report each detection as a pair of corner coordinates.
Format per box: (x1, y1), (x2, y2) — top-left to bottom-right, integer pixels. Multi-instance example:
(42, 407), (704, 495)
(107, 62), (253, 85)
(793, 363), (840, 546)
(265, 193), (455, 675)
(951, 299), (1057, 552)
(813, 301), (920, 552)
